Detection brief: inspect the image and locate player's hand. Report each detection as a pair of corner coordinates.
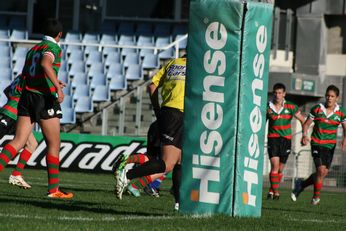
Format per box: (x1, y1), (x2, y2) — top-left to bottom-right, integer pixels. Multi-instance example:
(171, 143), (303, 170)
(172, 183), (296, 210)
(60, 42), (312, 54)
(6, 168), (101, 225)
(57, 88), (64, 103)
(58, 80), (66, 89)
(301, 136), (309, 146)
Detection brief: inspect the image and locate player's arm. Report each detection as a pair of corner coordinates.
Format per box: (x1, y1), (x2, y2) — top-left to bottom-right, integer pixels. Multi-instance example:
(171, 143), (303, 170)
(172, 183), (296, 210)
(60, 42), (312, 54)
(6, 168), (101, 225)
(341, 122), (346, 151)
(41, 54), (64, 103)
(148, 83), (160, 118)
(301, 117), (313, 146)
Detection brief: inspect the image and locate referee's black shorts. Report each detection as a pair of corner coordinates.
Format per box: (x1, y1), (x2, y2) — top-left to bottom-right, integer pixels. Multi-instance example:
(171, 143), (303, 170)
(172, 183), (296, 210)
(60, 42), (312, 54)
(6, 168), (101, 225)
(158, 106), (183, 149)
(18, 90), (62, 123)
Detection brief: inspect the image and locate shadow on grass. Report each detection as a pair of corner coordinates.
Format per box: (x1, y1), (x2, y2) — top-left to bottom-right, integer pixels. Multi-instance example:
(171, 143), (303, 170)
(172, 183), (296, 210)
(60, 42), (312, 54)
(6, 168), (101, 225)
(0, 195), (170, 217)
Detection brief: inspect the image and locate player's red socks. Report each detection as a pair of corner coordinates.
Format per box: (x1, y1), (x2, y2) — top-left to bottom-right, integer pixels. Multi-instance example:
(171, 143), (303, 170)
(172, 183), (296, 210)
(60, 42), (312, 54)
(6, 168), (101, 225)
(313, 181), (323, 199)
(133, 175), (153, 189)
(11, 148), (32, 176)
(270, 172), (280, 195)
(46, 154), (60, 193)
(0, 144), (17, 171)
(127, 154), (148, 164)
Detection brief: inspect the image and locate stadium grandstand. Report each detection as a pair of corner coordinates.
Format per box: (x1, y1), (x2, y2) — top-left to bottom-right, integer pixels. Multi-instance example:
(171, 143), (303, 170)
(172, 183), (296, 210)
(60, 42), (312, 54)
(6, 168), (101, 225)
(0, 0), (346, 192)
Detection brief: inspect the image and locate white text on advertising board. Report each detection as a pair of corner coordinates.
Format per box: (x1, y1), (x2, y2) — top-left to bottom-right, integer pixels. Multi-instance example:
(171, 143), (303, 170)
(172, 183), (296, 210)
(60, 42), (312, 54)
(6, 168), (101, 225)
(191, 21), (227, 205)
(242, 25), (267, 207)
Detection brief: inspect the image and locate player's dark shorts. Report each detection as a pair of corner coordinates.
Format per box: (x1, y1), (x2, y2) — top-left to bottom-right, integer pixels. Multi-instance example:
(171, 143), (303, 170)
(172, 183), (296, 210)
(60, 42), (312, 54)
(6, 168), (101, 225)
(158, 106), (183, 149)
(311, 145), (335, 169)
(146, 120), (161, 159)
(0, 114), (16, 138)
(267, 137), (291, 164)
(18, 90), (62, 122)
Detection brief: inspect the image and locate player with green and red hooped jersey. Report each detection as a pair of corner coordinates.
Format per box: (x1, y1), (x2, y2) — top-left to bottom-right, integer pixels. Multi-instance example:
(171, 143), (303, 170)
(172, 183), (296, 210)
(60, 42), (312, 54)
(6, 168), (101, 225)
(266, 83), (305, 201)
(266, 100), (299, 140)
(308, 103), (346, 149)
(0, 75), (26, 121)
(292, 85), (346, 205)
(22, 36), (62, 97)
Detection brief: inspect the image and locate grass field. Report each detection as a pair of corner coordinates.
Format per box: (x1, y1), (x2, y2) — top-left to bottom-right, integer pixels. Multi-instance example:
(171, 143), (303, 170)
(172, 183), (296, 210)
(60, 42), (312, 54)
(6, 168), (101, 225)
(0, 168), (345, 230)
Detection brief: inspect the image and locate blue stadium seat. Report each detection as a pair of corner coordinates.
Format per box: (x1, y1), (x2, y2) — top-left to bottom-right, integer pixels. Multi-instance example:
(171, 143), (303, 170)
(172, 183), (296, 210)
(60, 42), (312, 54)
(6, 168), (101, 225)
(58, 71), (69, 85)
(61, 107), (76, 124)
(123, 53), (140, 68)
(109, 75), (127, 90)
(73, 84), (91, 101)
(155, 36), (172, 46)
(0, 94), (7, 107)
(0, 57), (12, 69)
(0, 29), (10, 39)
(102, 47), (119, 59)
(82, 32), (99, 44)
(142, 54), (159, 69)
(175, 34), (188, 50)
(65, 31), (82, 42)
(60, 95), (74, 109)
(10, 29), (28, 40)
(158, 47), (175, 60)
(92, 85), (110, 102)
(84, 45), (99, 57)
(139, 47), (155, 58)
(13, 58), (25, 76)
(0, 80), (11, 92)
(104, 52), (121, 68)
(69, 62), (86, 78)
(0, 45), (11, 57)
(90, 73), (107, 90)
(88, 63), (105, 78)
(60, 62), (68, 72)
(66, 45), (83, 58)
(118, 35), (135, 45)
(86, 51), (103, 67)
(107, 63), (124, 80)
(13, 47), (28, 63)
(63, 84), (72, 95)
(100, 34), (117, 45)
(1, 67), (12, 81)
(75, 96), (93, 113)
(137, 35), (154, 46)
(125, 64), (143, 80)
(67, 50), (85, 66)
(71, 72), (88, 89)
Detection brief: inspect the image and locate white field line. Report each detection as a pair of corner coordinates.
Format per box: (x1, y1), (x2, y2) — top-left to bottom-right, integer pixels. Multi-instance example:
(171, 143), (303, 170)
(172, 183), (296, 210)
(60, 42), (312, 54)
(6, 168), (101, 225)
(0, 213), (345, 224)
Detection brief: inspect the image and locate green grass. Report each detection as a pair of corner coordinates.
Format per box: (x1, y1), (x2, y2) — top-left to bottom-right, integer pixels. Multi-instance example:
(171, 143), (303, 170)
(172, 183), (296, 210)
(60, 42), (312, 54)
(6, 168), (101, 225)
(0, 168), (345, 230)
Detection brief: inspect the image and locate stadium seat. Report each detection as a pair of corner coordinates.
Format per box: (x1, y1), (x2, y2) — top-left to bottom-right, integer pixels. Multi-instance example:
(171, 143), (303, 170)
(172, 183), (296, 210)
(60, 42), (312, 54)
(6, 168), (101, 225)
(75, 96), (93, 113)
(90, 73), (107, 90)
(137, 35), (154, 46)
(84, 45), (99, 57)
(13, 58), (25, 76)
(13, 47), (28, 63)
(69, 62), (86, 78)
(71, 72), (88, 89)
(58, 71), (69, 85)
(102, 47), (119, 59)
(86, 51), (103, 67)
(104, 52), (121, 68)
(63, 84), (72, 95)
(60, 107), (76, 124)
(158, 47), (175, 60)
(125, 64), (143, 80)
(10, 29), (28, 40)
(0, 80), (11, 92)
(82, 32), (99, 44)
(60, 95), (74, 109)
(92, 85), (110, 102)
(0, 29), (10, 39)
(0, 94), (7, 107)
(66, 45), (83, 58)
(142, 53), (159, 69)
(123, 53), (140, 68)
(139, 46), (155, 58)
(118, 35), (135, 45)
(65, 31), (82, 42)
(0, 57), (12, 69)
(107, 63), (124, 79)
(109, 75), (127, 90)
(88, 63), (105, 78)
(60, 62), (68, 72)
(67, 50), (85, 66)
(0, 45), (11, 57)
(100, 34), (117, 45)
(1, 67), (12, 81)
(175, 34), (188, 50)
(73, 84), (91, 101)
(155, 36), (172, 46)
